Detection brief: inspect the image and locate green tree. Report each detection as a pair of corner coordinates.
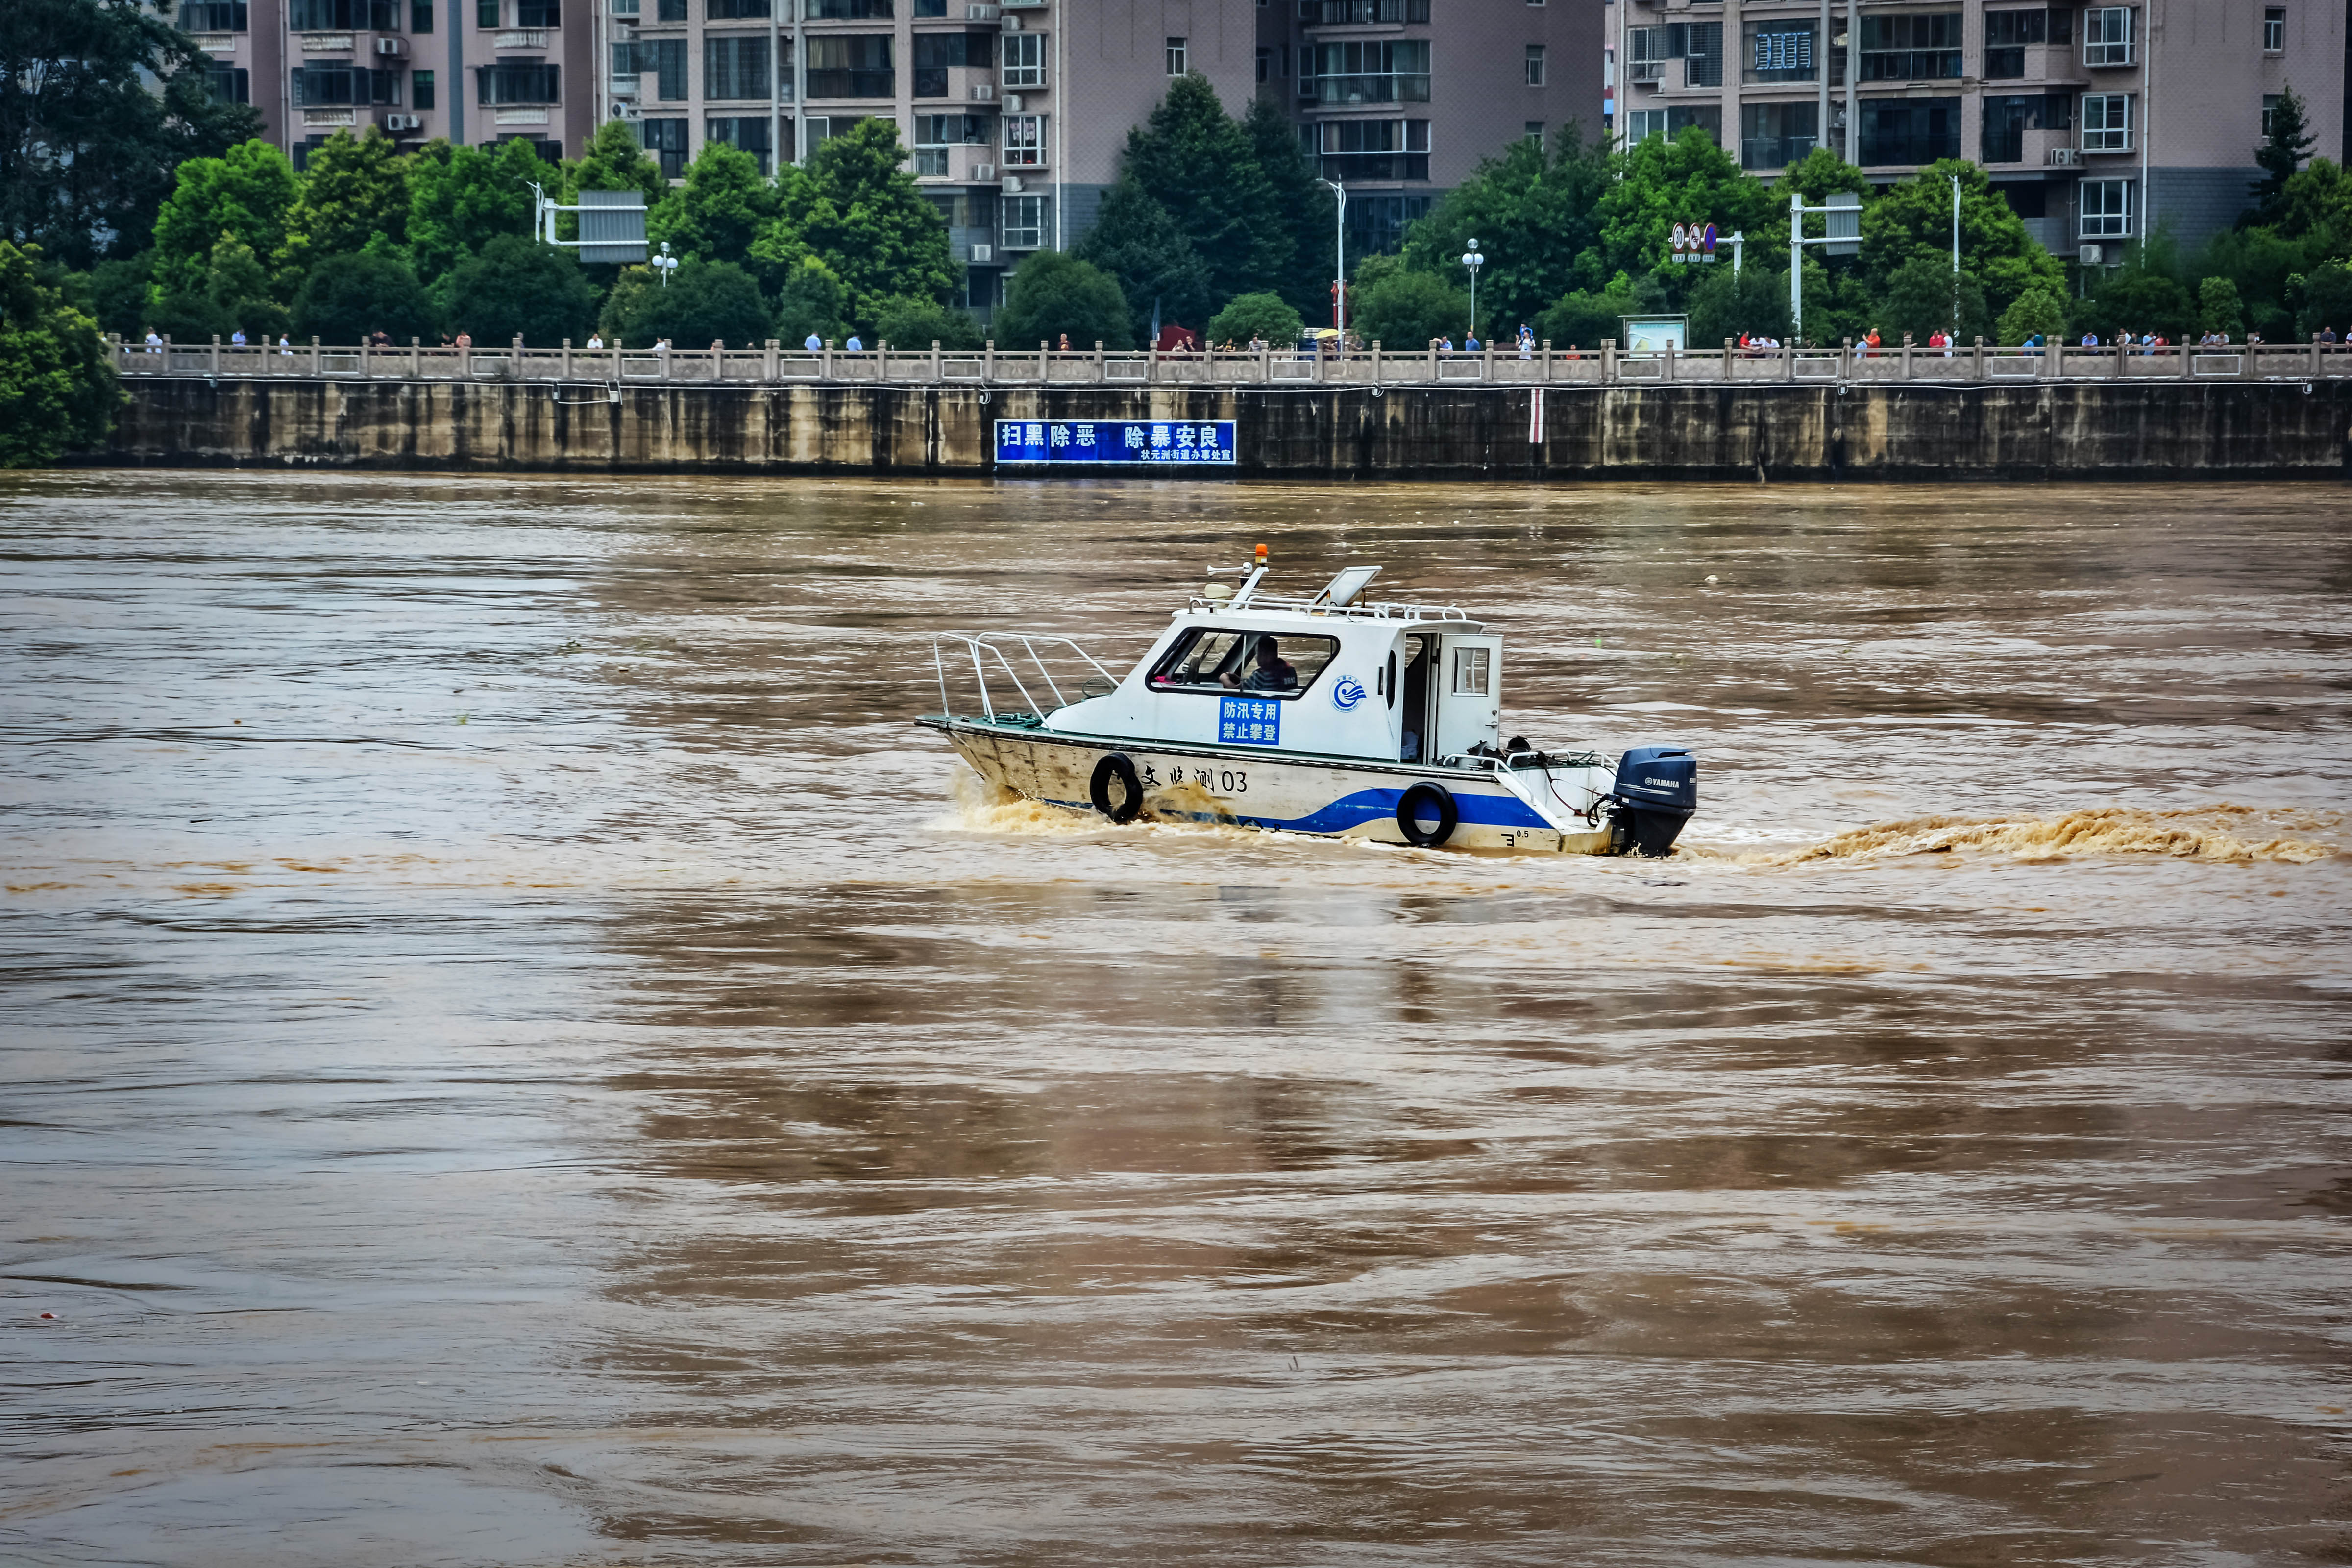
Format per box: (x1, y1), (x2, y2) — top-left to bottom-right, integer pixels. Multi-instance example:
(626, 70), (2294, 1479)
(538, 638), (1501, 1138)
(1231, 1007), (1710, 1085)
(1353, 268), (1470, 347)
(439, 233), (598, 345)
(2073, 265), (2196, 343)
(598, 258), (769, 347)
(406, 138), (543, 285)
(292, 252), (432, 345)
(770, 253), (850, 344)
(0, 241), (119, 466)
(1206, 291), (1303, 346)
(1400, 129), (1612, 333)
(773, 119), (956, 322)
(1860, 159), (2062, 315)
(1775, 145), (1870, 207)
(1588, 127), (1778, 292)
(147, 139), (301, 305)
(147, 233), (288, 342)
(1536, 272), (1663, 349)
(1119, 74), (1284, 304)
(287, 128), (412, 266)
(646, 140), (775, 269)
(993, 250), (1130, 349)
(1687, 265), (1792, 345)
(1073, 177), (1212, 334)
(2297, 261), (2352, 337)
(1876, 254), (1991, 344)
(1241, 94), (1336, 318)
(563, 117), (668, 240)
(1996, 286), (2068, 345)
(2196, 275), (2246, 339)
(86, 252), (152, 338)
(2273, 157), (2352, 250)
(870, 294), (982, 350)
(2249, 83), (2317, 227)
(0, 0), (261, 269)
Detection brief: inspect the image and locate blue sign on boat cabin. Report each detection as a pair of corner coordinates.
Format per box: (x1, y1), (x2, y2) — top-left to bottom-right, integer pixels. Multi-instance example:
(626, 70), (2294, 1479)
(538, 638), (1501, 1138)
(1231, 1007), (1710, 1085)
(995, 419), (1237, 466)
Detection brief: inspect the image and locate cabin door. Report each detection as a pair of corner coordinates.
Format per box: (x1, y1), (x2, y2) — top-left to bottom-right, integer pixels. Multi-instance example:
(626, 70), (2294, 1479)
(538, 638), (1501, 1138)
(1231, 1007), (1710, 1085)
(1430, 635), (1503, 761)
(1397, 634), (1435, 762)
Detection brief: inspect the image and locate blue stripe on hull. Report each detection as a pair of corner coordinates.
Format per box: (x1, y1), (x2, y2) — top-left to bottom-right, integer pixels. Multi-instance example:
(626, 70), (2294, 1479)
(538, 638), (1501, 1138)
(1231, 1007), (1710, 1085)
(1039, 786), (1553, 836)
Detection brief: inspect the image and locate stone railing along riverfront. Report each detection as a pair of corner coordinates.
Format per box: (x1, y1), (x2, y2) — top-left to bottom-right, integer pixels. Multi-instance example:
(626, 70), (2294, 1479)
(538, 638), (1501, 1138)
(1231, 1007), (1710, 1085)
(110, 333), (2352, 390)
(99, 334), (2352, 481)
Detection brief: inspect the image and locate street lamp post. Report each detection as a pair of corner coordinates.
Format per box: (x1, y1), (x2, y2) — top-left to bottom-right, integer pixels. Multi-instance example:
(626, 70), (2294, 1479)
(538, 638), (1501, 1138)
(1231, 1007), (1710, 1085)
(1318, 177), (1347, 336)
(652, 240), (680, 288)
(1460, 238), (1485, 342)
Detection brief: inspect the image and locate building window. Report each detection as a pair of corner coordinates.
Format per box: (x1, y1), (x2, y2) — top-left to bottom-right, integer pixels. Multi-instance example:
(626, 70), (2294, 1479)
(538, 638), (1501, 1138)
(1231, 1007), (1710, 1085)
(706, 115), (771, 172)
(2264, 6), (2285, 51)
(2083, 6), (2134, 66)
(2261, 93), (2283, 137)
(290, 0), (394, 27)
(410, 0), (433, 27)
(204, 65), (250, 102)
(913, 31), (987, 95)
(806, 0), (891, 15)
(514, 0), (557, 21)
(1982, 7), (2053, 77)
(180, 1), (249, 30)
(1857, 96), (1959, 164)
(1002, 193), (1047, 249)
(913, 112), (984, 174)
(709, 0), (769, 14)
(1625, 107), (1666, 142)
(806, 33), (893, 97)
(1682, 23), (1721, 88)
(705, 35), (773, 99)
(476, 62), (558, 102)
(915, 0), (944, 13)
(2080, 176), (2133, 237)
(1744, 22), (1815, 83)
(1002, 33), (1043, 87)
(1302, 40), (1430, 104)
(411, 66), (435, 105)
(1256, 48), (1270, 84)
(1303, 0), (1427, 21)
(1982, 90), (2070, 162)
(643, 36), (686, 98)
(1166, 37), (1187, 76)
(1002, 112), (1046, 167)
(1523, 44), (1544, 85)
(477, 0), (497, 25)
(612, 0), (637, 13)
(2081, 91), (2132, 150)
(1859, 11), (1961, 80)
(1524, 120), (1543, 146)
(638, 116), (687, 177)
(1343, 193), (1430, 255)
(1739, 99), (1817, 169)
(1313, 117), (1428, 179)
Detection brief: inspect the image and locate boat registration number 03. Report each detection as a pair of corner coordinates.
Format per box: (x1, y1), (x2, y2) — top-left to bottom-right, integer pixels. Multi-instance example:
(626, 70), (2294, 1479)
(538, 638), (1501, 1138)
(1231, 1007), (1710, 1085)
(994, 419), (1237, 466)
(1140, 760), (1247, 794)
(1218, 697), (1281, 747)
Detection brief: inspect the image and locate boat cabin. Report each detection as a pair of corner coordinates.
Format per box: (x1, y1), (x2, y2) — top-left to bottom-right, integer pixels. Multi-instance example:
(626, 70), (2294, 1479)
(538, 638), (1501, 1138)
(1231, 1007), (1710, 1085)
(1044, 565), (1506, 765)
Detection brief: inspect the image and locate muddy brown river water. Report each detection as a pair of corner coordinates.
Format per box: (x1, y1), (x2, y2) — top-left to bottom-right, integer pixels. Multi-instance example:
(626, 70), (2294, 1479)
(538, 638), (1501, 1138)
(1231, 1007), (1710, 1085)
(2, 471), (2349, 1567)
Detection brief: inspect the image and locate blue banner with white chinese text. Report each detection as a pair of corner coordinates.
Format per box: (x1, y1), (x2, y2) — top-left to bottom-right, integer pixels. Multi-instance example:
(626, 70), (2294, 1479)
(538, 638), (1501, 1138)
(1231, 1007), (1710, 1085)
(1218, 696), (1282, 747)
(995, 419), (1237, 466)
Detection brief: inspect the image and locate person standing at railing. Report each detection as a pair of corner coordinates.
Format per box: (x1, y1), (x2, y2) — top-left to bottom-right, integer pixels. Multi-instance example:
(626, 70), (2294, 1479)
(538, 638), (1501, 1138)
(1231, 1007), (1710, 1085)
(804, 332), (822, 351)
(278, 334), (292, 356)
(456, 330), (472, 352)
(231, 328), (246, 347)
(1518, 323), (1534, 359)
(144, 330), (162, 354)
(1058, 333), (1071, 352)
(845, 333), (862, 353)
(1865, 327), (1882, 358)
(587, 332), (604, 350)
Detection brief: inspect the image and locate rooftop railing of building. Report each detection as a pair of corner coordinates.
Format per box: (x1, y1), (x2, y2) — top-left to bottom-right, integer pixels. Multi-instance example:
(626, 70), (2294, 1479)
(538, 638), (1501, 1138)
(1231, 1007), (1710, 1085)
(111, 335), (2352, 389)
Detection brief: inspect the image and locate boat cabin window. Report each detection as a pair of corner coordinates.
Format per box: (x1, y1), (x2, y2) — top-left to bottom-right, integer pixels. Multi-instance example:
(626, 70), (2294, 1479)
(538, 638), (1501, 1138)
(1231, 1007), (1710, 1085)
(1149, 628), (1339, 698)
(1453, 645), (1490, 696)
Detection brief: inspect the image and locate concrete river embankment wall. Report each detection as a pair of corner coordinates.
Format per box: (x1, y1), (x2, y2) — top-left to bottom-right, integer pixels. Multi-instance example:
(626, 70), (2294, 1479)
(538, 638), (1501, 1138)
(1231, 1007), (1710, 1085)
(99, 377), (2352, 481)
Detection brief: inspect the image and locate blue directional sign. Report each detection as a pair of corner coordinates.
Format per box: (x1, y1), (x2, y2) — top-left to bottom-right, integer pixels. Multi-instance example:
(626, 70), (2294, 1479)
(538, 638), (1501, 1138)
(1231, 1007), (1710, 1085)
(995, 418), (1237, 466)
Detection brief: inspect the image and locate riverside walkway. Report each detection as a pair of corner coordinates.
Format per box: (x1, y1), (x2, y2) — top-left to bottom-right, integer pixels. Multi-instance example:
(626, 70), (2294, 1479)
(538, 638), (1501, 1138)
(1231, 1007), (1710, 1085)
(111, 334), (2352, 390)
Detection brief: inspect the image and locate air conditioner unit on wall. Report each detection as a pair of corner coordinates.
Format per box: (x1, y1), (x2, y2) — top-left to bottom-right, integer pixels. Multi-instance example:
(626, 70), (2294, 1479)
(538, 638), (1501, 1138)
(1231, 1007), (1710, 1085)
(972, 161), (994, 180)
(2079, 243), (2105, 266)
(970, 243), (994, 263)
(1004, 92), (1023, 112)
(374, 35), (405, 54)
(965, 2), (998, 15)
(383, 112), (422, 131)
(2047, 146), (2082, 166)
(970, 82), (995, 101)
(1002, 174), (1023, 193)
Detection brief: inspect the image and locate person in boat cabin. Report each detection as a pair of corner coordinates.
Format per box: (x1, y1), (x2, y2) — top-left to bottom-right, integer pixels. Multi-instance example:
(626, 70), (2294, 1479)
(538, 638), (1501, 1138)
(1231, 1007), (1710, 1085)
(1221, 637), (1298, 693)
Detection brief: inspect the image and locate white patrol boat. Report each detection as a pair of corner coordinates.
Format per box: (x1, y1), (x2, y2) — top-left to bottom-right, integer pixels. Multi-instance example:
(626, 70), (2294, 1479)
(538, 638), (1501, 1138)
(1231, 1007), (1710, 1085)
(919, 549), (1698, 855)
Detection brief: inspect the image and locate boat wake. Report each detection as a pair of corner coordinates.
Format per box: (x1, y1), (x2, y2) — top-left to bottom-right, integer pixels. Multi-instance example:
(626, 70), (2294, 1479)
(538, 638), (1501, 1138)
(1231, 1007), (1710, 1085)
(1691, 806), (2338, 867)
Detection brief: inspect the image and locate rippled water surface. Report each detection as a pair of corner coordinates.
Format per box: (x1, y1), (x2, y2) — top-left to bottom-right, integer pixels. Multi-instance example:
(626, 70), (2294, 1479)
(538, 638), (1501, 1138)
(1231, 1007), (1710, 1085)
(3, 471), (2349, 1566)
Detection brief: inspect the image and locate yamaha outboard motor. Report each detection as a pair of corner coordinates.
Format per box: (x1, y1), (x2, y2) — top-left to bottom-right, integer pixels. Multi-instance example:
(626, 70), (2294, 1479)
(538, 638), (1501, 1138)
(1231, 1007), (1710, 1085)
(1610, 746), (1698, 857)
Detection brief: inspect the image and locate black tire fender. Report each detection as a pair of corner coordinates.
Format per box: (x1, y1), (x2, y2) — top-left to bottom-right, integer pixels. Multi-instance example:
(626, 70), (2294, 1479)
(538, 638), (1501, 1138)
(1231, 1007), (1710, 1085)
(1089, 752), (1144, 824)
(1396, 782), (1458, 848)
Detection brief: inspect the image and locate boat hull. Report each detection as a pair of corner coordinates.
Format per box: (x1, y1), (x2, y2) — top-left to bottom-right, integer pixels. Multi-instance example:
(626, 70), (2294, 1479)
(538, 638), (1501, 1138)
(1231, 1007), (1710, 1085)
(927, 716), (1617, 855)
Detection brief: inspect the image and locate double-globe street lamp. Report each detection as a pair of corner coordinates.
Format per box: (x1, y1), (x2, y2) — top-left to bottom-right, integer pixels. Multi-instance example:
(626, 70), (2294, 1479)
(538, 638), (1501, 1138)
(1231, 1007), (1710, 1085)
(1460, 239), (1485, 343)
(652, 241), (681, 288)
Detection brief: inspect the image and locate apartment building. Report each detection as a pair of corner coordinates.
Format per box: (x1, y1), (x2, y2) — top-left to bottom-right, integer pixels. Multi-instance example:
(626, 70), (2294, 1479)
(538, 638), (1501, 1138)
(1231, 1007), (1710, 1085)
(172, 0), (1607, 299)
(1613, 0), (2347, 259)
(172, 0), (595, 167)
(1258, 0), (1607, 256)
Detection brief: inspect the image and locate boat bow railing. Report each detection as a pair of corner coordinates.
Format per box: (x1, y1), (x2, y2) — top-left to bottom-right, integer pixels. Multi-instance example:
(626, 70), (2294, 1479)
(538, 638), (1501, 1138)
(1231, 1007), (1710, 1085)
(931, 633), (1121, 722)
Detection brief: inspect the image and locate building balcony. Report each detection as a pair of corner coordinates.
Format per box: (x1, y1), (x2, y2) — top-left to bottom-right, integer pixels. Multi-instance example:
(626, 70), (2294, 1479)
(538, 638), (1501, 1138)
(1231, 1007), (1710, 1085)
(1297, 73), (1428, 107)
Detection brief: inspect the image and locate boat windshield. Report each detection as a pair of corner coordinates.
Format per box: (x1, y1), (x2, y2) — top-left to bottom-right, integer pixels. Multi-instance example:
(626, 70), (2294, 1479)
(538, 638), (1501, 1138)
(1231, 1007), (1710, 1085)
(1149, 628), (1338, 697)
